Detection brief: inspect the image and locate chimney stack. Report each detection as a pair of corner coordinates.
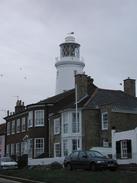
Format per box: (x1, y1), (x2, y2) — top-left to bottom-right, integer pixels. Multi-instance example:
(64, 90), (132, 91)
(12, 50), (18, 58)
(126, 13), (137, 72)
(124, 77), (136, 97)
(75, 74), (97, 101)
(15, 100), (25, 113)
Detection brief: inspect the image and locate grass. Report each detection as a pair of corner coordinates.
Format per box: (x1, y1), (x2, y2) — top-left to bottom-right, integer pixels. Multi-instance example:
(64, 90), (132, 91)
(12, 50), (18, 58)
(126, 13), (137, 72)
(1, 168), (137, 183)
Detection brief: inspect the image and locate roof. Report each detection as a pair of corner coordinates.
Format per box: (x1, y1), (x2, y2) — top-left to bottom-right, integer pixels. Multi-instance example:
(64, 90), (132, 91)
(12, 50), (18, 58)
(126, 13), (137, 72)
(86, 88), (137, 111)
(27, 89), (75, 106)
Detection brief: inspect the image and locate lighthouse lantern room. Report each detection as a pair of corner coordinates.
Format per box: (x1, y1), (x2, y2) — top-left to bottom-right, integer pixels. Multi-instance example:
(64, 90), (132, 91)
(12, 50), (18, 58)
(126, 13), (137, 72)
(55, 33), (85, 94)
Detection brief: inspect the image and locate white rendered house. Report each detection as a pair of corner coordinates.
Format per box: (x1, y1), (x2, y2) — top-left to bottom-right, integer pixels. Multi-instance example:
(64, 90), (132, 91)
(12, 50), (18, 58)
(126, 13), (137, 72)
(112, 128), (137, 164)
(55, 33), (85, 94)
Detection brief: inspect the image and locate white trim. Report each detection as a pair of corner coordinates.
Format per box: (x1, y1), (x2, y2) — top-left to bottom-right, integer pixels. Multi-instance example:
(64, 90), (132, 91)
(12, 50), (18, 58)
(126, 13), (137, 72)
(54, 143), (61, 157)
(54, 118), (60, 135)
(11, 120), (15, 134)
(16, 119), (21, 133)
(101, 112), (108, 130)
(34, 110), (44, 127)
(34, 138), (44, 158)
(28, 111), (33, 128)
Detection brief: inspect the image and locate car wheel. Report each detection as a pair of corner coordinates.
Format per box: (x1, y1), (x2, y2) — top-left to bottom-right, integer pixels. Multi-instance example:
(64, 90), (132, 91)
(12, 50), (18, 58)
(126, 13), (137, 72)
(90, 163), (96, 171)
(66, 163), (72, 171)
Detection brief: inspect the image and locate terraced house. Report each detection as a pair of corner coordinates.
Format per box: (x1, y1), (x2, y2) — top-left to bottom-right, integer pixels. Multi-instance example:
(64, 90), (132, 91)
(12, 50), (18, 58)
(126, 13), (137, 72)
(4, 74), (137, 159)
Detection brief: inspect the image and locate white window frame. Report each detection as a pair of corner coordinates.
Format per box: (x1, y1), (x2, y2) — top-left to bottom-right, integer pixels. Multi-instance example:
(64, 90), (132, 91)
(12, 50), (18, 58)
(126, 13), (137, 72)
(63, 139), (69, 156)
(63, 112), (69, 134)
(103, 139), (109, 147)
(6, 144), (10, 156)
(101, 112), (108, 130)
(28, 111), (33, 128)
(54, 118), (60, 135)
(16, 143), (20, 156)
(72, 112), (80, 133)
(22, 117), (26, 132)
(28, 139), (33, 158)
(11, 120), (15, 134)
(34, 138), (44, 157)
(16, 119), (21, 133)
(121, 140), (128, 159)
(35, 110), (44, 127)
(54, 143), (61, 157)
(72, 138), (80, 151)
(21, 142), (25, 155)
(7, 122), (10, 136)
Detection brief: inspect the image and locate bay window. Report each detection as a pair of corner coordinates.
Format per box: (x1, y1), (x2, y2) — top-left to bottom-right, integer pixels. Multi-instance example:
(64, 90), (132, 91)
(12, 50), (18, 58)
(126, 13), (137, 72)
(72, 112), (79, 133)
(28, 111), (33, 128)
(16, 119), (21, 133)
(35, 110), (44, 127)
(54, 118), (60, 135)
(34, 138), (44, 157)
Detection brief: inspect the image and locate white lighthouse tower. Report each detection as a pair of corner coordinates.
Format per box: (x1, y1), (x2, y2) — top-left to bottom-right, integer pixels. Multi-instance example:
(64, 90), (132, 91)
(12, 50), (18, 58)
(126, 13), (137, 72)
(55, 33), (85, 94)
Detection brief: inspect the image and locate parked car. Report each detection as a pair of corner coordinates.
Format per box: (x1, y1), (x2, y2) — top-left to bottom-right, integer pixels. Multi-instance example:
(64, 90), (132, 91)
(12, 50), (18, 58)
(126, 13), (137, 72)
(64, 150), (117, 171)
(0, 157), (18, 169)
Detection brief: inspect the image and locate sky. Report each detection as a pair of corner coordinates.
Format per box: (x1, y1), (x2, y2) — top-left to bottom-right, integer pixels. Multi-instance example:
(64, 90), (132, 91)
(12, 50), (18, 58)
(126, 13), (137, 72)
(0, 0), (137, 122)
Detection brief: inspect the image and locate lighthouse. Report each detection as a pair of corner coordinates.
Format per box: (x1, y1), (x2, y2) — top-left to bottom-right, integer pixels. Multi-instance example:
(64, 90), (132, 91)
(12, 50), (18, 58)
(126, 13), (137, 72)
(55, 33), (85, 94)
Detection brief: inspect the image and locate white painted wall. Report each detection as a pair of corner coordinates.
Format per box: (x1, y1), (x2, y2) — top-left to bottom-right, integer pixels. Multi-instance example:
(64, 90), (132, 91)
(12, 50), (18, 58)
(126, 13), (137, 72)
(55, 59), (85, 94)
(112, 128), (137, 164)
(28, 157), (64, 166)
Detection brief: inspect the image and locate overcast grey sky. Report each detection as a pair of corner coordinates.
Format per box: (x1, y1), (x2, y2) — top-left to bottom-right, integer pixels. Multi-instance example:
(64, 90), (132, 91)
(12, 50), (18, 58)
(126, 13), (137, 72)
(0, 0), (137, 122)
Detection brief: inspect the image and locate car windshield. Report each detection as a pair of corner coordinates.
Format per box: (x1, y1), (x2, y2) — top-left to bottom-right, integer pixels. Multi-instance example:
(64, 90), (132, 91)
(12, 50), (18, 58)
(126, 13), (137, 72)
(1, 157), (15, 162)
(87, 151), (104, 158)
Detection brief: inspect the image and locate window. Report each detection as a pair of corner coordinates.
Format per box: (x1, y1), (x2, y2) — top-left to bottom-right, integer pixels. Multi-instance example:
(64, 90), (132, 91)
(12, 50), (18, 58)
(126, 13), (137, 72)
(72, 112), (80, 133)
(63, 112), (68, 134)
(16, 143), (20, 156)
(103, 139), (109, 147)
(11, 120), (15, 134)
(6, 144), (10, 156)
(7, 122), (10, 135)
(28, 139), (33, 158)
(54, 118), (60, 135)
(116, 140), (132, 159)
(54, 143), (61, 157)
(121, 140), (128, 158)
(28, 111), (33, 128)
(16, 119), (21, 133)
(101, 112), (108, 130)
(11, 144), (15, 155)
(63, 139), (69, 156)
(21, 142), (25, 155)
(22, 117), (26, 132)
(35, 110), (44, 127)
(72, 139), (80, 151)
(34, 138), (44, 157)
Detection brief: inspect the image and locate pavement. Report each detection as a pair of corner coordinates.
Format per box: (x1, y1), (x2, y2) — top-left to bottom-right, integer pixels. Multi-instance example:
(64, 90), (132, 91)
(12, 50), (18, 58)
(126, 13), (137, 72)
(0, 177), (21, 183)
(0, 174), (46, 183)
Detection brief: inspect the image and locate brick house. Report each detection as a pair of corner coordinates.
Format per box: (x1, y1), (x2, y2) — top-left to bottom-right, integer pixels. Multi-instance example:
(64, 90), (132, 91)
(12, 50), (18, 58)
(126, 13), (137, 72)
(4, 90), (74, 159)
(4, 74), (137, 159)
(0, 123), (6, 157)
(49, 74), (137, 157)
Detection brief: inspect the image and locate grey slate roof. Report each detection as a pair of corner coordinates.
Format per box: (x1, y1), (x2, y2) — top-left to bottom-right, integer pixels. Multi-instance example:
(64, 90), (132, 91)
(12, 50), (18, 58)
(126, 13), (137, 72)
(86, 88), (137, 111)
(28, 89), (75, 106)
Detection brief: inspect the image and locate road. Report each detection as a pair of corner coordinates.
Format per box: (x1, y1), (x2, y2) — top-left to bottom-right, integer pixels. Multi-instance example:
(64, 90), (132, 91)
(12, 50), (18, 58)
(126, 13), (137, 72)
(0, 177), (21, 183)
